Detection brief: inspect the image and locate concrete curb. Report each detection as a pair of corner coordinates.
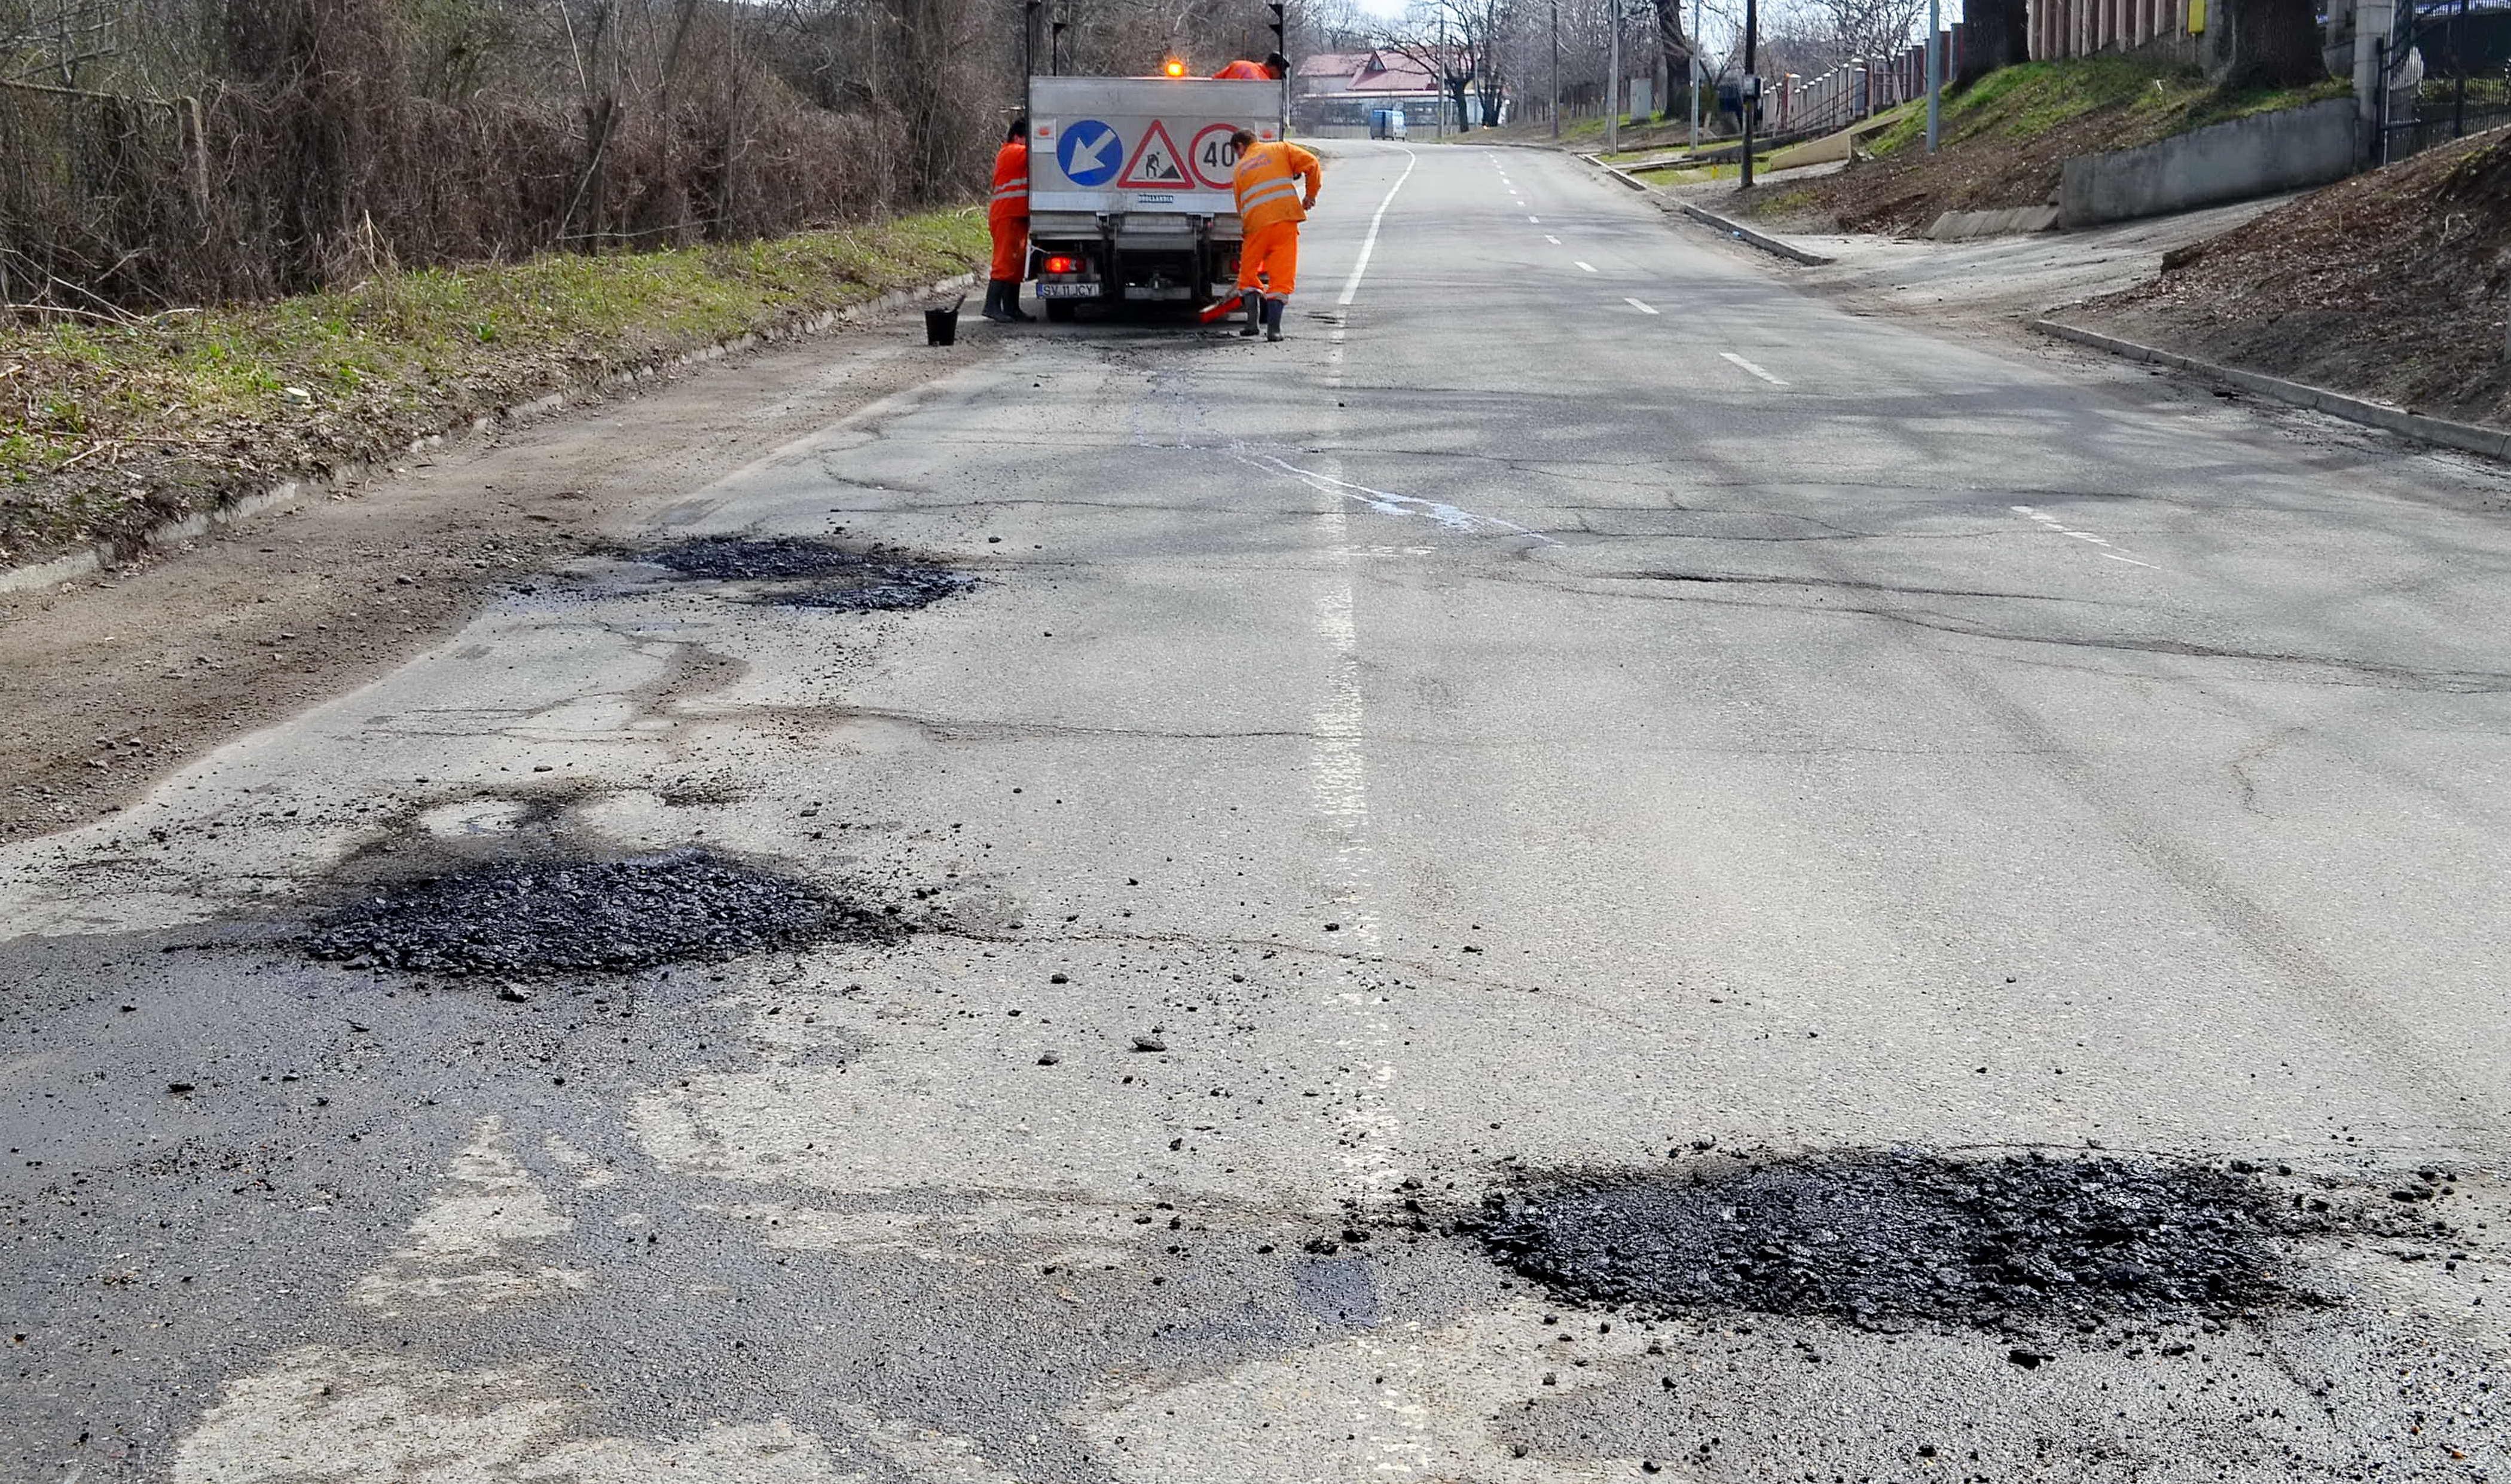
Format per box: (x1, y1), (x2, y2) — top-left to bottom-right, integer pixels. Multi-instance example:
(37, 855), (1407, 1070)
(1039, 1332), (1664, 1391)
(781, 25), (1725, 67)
(0, 271), (978, 597)
(1673, 201), (1837, 265)
(2031, 319), (2511, 463)
(1582, 156), (1836, 267)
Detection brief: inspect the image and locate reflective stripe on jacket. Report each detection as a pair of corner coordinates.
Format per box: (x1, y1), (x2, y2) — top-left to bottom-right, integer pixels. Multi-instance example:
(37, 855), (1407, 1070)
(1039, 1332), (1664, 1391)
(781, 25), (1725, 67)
(1232, 140), (1320, 235)
(989, 141), (1029, 219)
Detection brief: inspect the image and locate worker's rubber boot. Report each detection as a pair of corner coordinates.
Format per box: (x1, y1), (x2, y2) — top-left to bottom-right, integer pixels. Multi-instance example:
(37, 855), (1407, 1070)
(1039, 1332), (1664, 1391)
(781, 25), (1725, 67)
(1262, 297), (1285, 342)
(1001, 282), (1034, 323)
(1238, 289), (1263, 337)
(980, 281), (1013, 323)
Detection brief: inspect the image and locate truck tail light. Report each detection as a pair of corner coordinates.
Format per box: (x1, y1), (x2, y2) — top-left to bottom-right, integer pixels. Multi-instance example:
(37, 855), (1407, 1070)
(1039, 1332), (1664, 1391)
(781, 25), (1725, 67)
(1043, 255), (1080, 274)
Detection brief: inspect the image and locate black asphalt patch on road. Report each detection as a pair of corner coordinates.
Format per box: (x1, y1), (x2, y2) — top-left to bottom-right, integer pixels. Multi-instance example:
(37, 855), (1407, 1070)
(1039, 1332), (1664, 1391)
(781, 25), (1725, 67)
(303, 848), (902, 976)
(634, 536), (975, 611)
(1473, 1150), (2304, 1332)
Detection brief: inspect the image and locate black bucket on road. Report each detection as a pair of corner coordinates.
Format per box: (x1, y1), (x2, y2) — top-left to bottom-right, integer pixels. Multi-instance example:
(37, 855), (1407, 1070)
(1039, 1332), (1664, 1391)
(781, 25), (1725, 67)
(924, 296), (964, 346)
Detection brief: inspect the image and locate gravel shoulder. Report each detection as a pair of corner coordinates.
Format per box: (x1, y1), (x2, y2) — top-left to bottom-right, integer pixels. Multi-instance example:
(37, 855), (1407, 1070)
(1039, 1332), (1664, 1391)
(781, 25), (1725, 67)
(0, 323), (995, 846)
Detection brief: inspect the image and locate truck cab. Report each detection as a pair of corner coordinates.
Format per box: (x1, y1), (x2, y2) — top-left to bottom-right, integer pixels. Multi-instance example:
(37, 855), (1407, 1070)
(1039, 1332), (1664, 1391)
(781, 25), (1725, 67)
(1025, 76), (1285, 323)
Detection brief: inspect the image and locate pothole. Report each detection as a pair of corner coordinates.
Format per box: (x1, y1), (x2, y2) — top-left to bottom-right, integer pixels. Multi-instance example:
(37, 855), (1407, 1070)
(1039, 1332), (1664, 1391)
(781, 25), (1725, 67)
(304, 848), (902, 976)
(1471, 1150), (2318, 1333)
(634, 536), (974, 611)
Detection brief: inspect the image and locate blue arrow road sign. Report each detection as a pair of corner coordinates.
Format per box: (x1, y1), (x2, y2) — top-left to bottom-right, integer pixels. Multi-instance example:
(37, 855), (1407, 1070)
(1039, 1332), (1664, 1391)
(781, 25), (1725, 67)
(1058, 120), (1122, 187)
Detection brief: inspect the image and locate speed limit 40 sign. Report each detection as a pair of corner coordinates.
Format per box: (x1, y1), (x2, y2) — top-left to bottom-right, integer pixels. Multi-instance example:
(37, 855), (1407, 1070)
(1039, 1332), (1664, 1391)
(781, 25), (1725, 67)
(1189, 123), (1243, 189)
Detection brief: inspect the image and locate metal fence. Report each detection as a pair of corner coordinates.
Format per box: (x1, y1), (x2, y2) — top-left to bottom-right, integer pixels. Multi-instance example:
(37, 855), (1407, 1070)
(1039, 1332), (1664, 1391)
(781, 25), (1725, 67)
(2375, 0), (2511, 161)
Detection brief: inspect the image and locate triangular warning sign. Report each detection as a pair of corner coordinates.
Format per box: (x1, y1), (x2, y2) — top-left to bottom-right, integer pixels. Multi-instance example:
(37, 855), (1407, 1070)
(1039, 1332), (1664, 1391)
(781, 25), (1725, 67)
(1117, 120), (1191, 188)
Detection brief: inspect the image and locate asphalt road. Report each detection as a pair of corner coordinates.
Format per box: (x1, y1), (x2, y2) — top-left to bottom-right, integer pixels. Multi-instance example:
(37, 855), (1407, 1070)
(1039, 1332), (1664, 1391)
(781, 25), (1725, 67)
(5, 141), (2508, 1482)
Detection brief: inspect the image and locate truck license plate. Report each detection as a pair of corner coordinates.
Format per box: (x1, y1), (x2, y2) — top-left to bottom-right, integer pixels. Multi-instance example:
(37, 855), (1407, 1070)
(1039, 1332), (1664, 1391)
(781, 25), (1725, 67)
(1036, 283), (1098, 299)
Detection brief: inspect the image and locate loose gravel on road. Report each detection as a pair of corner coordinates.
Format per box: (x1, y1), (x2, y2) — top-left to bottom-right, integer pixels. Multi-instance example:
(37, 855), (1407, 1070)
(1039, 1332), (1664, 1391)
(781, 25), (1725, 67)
(304, 848), (900, 975)
(636, 535), (975, 611)
(1475, 1149), (2306, 1332)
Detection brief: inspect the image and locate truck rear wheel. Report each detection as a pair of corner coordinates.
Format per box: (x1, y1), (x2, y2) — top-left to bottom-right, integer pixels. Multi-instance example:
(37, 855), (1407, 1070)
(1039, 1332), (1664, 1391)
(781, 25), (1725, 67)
(1044, 300), (1077, 323)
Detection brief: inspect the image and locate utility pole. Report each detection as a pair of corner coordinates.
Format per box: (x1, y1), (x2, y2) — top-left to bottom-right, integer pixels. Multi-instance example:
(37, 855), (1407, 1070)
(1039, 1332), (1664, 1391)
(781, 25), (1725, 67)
(1439, 9), (1449, 138)
(1739, 0), (1758, 186)
(1607, 0), (1621, 153)
(1688, 0), (1702, 148)
(1550, 0), (1561, 140)
(1924, 0), (1941, 151)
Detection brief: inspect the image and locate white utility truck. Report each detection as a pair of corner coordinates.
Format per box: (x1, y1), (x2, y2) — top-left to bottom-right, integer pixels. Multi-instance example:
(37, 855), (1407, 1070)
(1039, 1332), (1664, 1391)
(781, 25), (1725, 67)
(1025, 75), (1285, 323)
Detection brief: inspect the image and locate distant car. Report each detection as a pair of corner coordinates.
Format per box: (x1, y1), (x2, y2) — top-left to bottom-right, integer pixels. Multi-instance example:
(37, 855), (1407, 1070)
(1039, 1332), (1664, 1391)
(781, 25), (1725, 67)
(1368, 107), (1409, 140)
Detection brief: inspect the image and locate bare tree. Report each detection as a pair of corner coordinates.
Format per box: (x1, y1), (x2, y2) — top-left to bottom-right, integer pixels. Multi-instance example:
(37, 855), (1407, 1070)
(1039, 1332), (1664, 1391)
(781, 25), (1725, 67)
(1373, 0), (1513, 128)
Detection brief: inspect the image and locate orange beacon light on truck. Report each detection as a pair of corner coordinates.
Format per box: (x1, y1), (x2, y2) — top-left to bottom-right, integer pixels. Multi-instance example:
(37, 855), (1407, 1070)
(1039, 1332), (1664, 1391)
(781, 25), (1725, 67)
(1162, 57), (1187, 77)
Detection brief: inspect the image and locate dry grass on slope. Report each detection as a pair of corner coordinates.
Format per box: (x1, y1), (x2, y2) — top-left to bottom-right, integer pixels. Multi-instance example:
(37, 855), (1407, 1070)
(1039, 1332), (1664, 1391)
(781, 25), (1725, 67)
(2072, 128), (2511, 427)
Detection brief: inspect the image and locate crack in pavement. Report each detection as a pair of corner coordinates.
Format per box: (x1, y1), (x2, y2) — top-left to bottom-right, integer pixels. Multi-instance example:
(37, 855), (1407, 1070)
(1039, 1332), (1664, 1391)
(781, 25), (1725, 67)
(1605, 569), (2104, 603)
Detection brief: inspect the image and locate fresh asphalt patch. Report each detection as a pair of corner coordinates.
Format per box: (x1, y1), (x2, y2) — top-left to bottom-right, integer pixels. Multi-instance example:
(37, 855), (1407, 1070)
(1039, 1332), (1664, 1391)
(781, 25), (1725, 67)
(1469, 1149), (2400, 1335)
(303, 847), (903, 977)
(632, 534), (975, 611)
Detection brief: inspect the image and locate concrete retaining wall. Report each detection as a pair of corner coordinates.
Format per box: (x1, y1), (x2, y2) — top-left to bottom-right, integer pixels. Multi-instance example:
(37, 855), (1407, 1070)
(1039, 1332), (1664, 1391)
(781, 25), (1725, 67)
(2058, 99), (2363, 228)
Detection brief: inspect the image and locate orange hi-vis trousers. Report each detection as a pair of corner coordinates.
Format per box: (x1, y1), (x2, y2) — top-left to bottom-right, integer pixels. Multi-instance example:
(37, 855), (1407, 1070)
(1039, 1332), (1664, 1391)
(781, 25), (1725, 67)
(1236, 221), (1299, 300)
(988, 212), (1028, 281)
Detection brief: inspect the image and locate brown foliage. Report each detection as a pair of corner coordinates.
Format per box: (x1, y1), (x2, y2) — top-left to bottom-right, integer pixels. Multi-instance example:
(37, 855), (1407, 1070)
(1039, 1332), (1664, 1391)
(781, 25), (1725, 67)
(0, 0), (998, 309)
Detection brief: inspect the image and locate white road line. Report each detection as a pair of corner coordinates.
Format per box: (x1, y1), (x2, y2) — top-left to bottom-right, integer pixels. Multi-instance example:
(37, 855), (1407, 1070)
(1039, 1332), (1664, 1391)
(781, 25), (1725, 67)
(1574, 261), (1597, 273)
(1337, 147), (1418, 308)
(1544, 234), (1562, 244)
(1528, 215), (1540, 223)
(1624, 296), (1659, 314)
(1720, 350), (1788, 385)
(2009, 504), (2160, 570)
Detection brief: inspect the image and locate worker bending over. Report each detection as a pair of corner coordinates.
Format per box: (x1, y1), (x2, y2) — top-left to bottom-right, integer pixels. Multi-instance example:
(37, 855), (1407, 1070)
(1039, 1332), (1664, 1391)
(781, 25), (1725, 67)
(983, 117), (1034, 323)
(1229, 128), (1321, 343)
(1212, 52), (1291, 79)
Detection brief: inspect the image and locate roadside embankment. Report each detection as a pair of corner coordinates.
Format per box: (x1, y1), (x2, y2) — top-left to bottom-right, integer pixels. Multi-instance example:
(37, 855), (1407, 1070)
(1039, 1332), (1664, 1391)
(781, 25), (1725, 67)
(1, 211), (987, 574)
(1713, 56), (2344, 237)
(2061, 128), (2511, 430)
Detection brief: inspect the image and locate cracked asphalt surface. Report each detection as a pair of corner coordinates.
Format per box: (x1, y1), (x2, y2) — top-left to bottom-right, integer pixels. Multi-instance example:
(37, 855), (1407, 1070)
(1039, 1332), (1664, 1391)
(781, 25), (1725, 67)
(5, 142), (2510, 1482)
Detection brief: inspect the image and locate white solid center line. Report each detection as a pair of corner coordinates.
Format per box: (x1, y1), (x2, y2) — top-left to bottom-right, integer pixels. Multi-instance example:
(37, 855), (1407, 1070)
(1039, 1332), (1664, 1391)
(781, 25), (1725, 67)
(1624, 296), (1659, 314)
(1336, 147), (1418, 308)
(1574, 260), (1597, 273)
(1719, 351), (1788, 385)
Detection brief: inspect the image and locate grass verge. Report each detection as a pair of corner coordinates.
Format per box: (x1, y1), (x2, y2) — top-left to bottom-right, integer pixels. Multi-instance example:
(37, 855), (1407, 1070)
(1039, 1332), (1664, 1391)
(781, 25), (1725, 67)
(1730, 54), (2347, 235)
(1, 209), (987, 568)
(1862, 54), (2345, 160)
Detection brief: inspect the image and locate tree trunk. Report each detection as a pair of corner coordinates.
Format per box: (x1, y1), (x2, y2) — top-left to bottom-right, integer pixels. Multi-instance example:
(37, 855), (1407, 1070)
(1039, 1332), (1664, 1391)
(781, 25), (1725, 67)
(1956, 0), (2029, 84)
(1653, 0), (1690, 119)
(2217, 0), (2325, 85)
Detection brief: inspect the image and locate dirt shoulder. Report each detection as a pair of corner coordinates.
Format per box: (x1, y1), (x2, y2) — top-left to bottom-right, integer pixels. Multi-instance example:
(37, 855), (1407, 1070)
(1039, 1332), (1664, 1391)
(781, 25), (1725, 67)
(2062, 128), (2511, 429)
(0, 322), (997, 846)
(0, 212), (985, 571)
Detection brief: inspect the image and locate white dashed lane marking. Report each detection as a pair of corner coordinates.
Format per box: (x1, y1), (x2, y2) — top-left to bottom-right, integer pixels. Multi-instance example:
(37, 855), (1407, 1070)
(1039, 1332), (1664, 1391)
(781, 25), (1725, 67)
(2010, 504), (2161, 570)
(1575, 261), (1597, 273)
(1624, 297), (1659, 315)
(1720, 351), (1788, 385)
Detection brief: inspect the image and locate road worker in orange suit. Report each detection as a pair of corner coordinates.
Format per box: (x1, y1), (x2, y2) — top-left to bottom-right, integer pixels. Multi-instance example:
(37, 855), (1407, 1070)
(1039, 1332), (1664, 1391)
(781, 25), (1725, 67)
(1212, 51), (1291, 79)
(983, 117), (1034, 323)
(1229, 127), (1321, 342)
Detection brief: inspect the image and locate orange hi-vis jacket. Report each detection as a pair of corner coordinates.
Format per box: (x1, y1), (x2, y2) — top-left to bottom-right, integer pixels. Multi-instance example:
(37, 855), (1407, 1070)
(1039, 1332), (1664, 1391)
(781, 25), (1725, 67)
(988, 140), (1029, 227)
(1212, 59), (1276, 78)
(1232, 140), (1321, 236)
